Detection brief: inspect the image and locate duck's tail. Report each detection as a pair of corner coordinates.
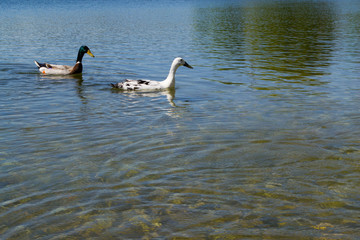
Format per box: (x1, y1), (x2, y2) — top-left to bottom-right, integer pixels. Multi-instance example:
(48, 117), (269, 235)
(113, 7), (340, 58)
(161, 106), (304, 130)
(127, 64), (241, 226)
(34, 61), (46, 69)
(110, 83), (120, 89)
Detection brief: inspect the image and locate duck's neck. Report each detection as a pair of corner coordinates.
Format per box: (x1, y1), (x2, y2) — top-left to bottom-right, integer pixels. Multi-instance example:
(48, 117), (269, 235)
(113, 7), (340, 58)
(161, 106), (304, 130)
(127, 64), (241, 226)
(161, 62), (180, 88)
(76, 51), (85, 63)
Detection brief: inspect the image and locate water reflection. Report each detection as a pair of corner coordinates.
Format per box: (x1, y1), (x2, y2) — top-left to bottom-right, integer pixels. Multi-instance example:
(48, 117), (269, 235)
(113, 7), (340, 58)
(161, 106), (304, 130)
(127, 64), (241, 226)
(36, 73), (88, 104)
(245, 1), (336, 85)
(37, 73), (84, 82)
(2, 0), (360, 238)
(193, 1), (336, 87)
(111, 88), (176, 107)
(193, 5), (246, 73)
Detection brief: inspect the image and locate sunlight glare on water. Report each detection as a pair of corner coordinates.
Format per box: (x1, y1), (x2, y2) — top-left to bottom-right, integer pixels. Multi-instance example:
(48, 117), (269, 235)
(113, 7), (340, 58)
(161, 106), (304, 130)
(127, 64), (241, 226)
(1, 0), (360, 239)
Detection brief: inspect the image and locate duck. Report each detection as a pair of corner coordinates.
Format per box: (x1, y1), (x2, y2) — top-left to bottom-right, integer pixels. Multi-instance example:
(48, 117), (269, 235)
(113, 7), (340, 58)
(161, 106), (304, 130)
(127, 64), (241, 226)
(111, 57), (193, 91)
(34, 45), (94, 75)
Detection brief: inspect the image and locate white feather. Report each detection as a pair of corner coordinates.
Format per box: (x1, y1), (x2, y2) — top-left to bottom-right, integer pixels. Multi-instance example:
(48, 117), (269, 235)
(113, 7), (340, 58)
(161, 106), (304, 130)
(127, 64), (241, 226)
(112, 57), (193, 91)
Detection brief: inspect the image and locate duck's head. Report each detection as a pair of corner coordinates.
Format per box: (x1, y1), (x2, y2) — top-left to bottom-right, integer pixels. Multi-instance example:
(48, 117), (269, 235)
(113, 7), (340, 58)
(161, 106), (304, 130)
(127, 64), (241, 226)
(79, 45), (95, 57)
(174, 57), (193, 69)
(76, 45), (95, 63)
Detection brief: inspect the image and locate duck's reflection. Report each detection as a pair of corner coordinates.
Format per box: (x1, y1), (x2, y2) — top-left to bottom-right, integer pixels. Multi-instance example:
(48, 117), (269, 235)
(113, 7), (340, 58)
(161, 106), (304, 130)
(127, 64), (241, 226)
(137, 88), (176, 107)
(36, 73), (87, 103)
(37, 73), (84, 82)
(112, 88), (177, 107)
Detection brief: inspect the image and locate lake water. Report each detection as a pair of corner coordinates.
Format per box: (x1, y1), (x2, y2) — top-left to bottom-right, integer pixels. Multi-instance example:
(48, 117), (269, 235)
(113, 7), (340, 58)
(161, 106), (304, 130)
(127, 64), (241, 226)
(1, 0), (360, 239)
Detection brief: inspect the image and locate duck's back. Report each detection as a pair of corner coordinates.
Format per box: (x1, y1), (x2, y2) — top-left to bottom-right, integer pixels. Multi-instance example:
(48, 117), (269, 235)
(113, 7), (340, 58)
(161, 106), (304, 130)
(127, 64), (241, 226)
(113, 79), (162, 90)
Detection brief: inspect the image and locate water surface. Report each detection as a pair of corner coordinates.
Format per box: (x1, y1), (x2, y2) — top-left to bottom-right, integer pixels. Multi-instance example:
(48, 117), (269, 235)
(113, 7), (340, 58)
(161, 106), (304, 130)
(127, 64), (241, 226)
(1, 0), (360, 239)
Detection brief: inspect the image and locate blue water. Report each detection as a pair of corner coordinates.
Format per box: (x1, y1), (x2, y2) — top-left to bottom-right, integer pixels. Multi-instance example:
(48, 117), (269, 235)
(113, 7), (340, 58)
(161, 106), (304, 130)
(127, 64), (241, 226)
(1, 0), (360, 239)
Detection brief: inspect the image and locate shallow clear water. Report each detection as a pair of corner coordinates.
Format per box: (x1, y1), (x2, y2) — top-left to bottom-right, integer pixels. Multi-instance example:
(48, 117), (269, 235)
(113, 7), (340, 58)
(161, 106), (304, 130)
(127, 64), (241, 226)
(1, 0), (360, 239)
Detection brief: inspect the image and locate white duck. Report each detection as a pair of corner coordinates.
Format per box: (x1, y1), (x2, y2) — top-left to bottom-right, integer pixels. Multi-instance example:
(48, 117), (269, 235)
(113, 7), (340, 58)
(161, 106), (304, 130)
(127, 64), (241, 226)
(111, 57), (193, 90)
(34, 45), (94, 75)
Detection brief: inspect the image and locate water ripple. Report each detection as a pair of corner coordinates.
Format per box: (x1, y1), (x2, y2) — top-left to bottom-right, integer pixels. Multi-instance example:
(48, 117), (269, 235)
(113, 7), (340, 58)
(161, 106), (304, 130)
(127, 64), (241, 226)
(1, 0), (360, 239)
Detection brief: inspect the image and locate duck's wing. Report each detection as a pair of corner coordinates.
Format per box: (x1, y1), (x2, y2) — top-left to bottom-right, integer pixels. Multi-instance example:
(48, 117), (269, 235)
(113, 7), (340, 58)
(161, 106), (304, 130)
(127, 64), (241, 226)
(111, 79), (161, 91)
(34, 61), (79, 75)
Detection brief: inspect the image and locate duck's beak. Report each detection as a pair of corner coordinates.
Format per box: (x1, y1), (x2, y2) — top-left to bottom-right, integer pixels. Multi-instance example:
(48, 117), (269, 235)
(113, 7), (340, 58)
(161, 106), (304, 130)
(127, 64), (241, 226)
(184, 61), (193, 69)
(87, 49), (95, 57)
